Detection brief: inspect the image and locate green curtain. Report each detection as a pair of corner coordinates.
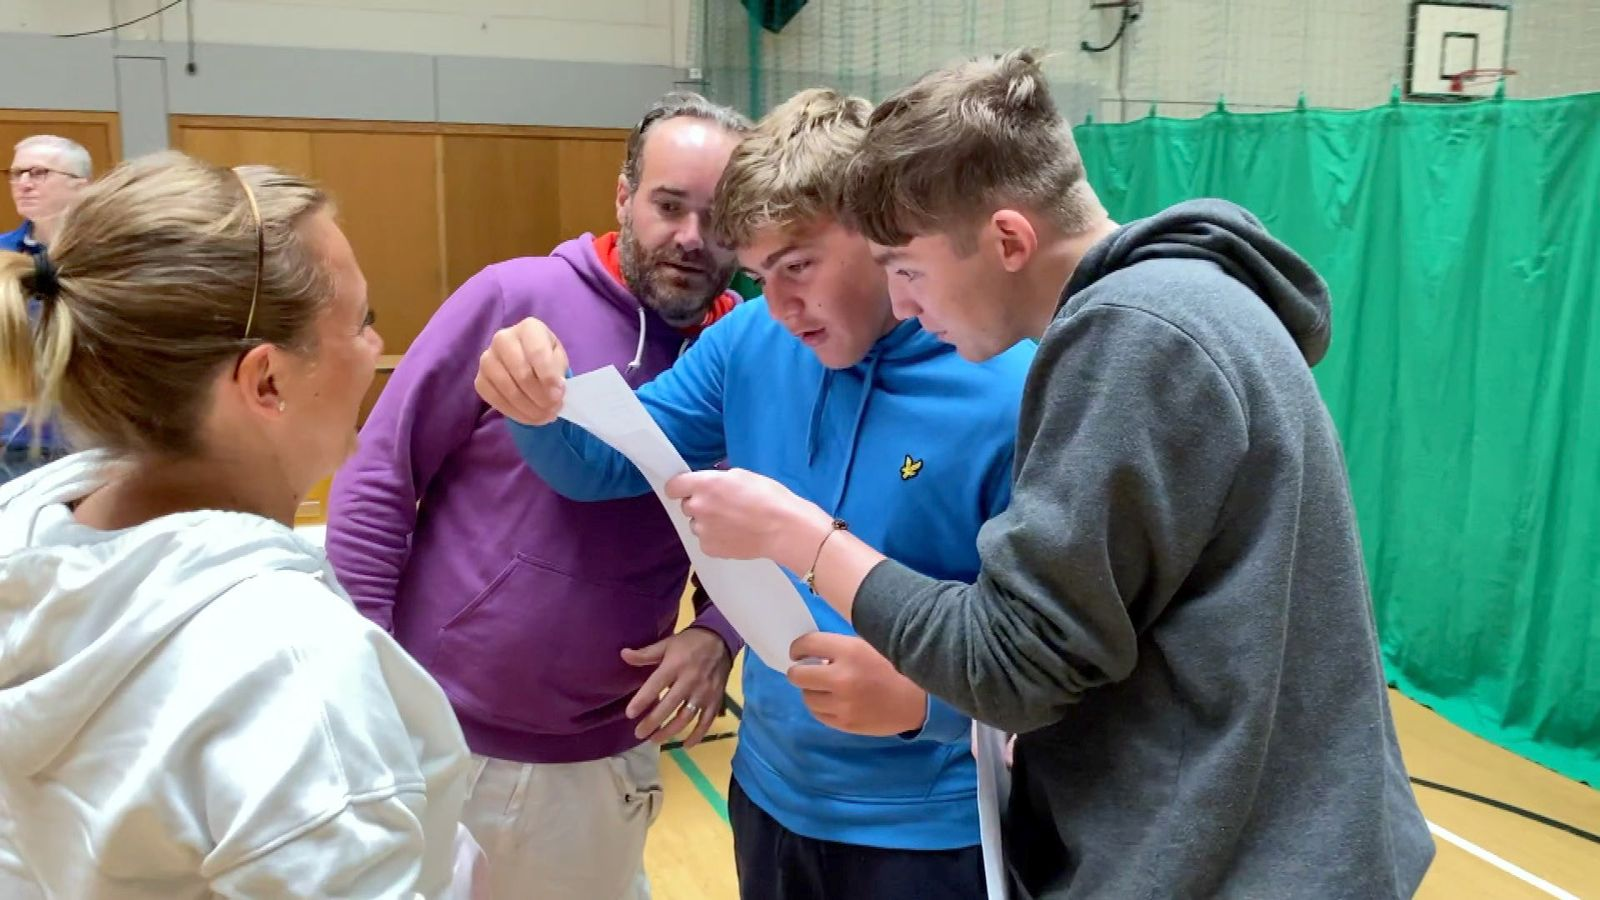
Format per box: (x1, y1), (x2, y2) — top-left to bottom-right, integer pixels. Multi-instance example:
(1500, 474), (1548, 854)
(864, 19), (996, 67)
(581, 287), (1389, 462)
(731, 271), (764, 300)
(1076, 94), (1600, 786)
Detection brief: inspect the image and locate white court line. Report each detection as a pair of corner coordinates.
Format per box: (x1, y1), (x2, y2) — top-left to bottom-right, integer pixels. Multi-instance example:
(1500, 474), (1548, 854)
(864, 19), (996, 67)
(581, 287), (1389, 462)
(1427, 819), (1580, 900)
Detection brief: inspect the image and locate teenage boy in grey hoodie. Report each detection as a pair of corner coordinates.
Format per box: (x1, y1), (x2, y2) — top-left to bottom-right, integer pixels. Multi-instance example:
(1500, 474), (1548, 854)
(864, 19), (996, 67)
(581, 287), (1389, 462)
(665, 49), (1436, 898)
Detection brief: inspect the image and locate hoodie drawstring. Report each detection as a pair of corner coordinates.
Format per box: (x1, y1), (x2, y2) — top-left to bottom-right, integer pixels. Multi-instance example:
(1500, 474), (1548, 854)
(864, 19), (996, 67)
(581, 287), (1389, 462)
(625, 306), (647, 375)
(830, 355), (878, 513)
(805, 370), (833, 466)
(805, 354), (880, 515)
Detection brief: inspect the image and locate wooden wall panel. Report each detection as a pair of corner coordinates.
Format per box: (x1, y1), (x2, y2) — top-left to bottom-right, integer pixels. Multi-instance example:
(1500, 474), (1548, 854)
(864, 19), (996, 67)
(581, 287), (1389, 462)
(177, 127), (315, 177)
(440, 135), (561, 291)
(360, 373), (391, 429)
(170, 115), (628, 387)
(555, 138), (627, 241)
(439, 134), (627, 301)
(0, 109), (120, 184)
(310, 131), (443, 352)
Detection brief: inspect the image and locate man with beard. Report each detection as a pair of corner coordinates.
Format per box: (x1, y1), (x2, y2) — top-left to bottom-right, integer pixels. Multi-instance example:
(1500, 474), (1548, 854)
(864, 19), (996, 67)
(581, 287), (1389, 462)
(324, 92), (750, 900)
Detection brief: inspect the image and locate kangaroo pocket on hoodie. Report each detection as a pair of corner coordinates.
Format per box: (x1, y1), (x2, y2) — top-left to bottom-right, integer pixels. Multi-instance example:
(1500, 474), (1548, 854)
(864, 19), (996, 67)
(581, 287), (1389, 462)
(428, 552), (678, 735)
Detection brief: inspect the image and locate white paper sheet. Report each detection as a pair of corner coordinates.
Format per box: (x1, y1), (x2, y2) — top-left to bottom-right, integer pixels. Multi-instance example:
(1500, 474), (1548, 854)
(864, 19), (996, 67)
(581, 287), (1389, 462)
(973, 722), (1013, 900)
(559, 365), (819, 668)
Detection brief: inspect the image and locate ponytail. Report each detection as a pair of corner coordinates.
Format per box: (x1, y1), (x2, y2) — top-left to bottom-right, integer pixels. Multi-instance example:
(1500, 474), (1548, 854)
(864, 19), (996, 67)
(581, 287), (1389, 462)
(0, 251), (76, 445)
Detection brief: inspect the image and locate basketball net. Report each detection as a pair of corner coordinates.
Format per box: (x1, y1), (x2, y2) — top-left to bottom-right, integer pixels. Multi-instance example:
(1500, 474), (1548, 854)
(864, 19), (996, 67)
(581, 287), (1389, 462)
(1447, 68), (1517, 93)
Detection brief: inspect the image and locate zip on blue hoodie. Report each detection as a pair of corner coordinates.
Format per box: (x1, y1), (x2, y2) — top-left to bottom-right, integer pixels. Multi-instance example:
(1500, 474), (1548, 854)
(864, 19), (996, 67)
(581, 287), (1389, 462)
(506, 298), (1033, 850)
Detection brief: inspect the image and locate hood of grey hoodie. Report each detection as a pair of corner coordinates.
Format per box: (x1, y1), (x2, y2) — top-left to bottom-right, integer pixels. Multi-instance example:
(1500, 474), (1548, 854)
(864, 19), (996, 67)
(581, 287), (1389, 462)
(1063, 198), (1332, 365)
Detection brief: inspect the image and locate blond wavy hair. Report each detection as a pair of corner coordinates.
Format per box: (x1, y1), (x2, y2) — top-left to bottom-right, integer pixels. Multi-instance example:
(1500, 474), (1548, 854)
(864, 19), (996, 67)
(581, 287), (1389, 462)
(710, 87), (874, 248)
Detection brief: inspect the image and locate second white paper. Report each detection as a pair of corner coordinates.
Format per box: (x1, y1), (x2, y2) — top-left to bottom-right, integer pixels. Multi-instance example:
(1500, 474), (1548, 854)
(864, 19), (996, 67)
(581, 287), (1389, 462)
(972, 722), (1013, 900)
(559, 365), (819, 668)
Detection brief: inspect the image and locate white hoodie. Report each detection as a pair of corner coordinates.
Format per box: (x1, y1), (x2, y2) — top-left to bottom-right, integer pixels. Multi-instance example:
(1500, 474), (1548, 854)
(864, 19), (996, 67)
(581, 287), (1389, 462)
(0, 453), (472, 898)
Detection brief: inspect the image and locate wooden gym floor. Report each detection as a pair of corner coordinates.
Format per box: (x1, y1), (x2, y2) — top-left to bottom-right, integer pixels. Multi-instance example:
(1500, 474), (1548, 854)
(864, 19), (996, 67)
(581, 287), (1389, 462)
(645, 613), (1600, 899)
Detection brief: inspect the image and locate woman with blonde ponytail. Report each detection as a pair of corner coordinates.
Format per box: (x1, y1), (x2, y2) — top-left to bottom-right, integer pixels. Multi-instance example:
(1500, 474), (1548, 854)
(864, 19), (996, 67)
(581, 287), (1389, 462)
(0, 151), (482, 898)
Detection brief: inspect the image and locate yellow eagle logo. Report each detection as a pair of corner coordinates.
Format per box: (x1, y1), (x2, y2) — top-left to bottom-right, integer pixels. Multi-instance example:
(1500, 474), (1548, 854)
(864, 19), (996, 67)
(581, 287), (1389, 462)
(899, 455), (924, 481)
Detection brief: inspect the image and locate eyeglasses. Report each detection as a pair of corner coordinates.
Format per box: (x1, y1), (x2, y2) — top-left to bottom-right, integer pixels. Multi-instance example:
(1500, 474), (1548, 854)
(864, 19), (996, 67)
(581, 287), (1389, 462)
(6, 166), (84, 184)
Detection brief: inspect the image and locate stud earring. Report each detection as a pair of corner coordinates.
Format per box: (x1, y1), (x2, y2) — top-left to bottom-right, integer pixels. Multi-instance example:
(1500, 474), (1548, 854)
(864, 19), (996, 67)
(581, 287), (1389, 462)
(277, 401), (286, 412)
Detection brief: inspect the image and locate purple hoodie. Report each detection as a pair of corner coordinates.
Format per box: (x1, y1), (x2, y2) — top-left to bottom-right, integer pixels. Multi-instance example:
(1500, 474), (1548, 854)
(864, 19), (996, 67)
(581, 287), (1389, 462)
(326, 234), (739, 765)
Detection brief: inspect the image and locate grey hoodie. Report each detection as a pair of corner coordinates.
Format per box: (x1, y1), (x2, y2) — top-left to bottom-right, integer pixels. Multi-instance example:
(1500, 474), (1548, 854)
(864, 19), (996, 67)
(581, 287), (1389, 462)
(854, 199), (1435, 898)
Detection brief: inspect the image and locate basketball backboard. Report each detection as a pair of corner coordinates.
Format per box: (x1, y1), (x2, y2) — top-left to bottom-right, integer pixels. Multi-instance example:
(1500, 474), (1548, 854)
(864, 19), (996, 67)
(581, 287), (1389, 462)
(1407, 2), (1511, 100)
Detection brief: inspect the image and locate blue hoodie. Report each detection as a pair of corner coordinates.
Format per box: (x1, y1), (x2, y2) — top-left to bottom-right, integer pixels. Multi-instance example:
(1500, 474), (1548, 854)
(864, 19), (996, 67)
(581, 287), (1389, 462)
(507, 298), (1033, 850)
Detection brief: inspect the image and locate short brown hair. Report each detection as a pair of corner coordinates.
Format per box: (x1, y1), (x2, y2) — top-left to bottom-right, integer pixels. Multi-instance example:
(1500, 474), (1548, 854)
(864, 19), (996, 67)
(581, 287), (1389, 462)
(622, 91), (752, 191)
(710, 87), (873, 248)
(844, 48), (1099, 247)
(0, 151), (333, 457)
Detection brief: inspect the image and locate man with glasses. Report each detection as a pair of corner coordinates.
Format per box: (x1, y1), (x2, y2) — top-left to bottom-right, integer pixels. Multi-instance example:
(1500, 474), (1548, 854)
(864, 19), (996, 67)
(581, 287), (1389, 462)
(3, 135), (91, 253)
(2, 135), (92, 482)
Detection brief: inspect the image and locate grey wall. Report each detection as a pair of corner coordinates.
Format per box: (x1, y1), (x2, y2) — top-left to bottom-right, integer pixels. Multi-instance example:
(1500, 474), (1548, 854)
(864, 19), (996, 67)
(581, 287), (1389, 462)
(164, 42), (440, 122)
(436, 56), (683, 128)
(0, 30), (683, 152)
(0, 34), (118, 111)
(113, 56), (169, 158)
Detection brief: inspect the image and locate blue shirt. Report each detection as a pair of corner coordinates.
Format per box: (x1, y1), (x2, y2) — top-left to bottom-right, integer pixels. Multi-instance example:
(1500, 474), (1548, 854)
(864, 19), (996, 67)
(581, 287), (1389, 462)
(0, 221), (35, 254)
(507, 298), (1033, 850)
(1, 221), (63, 452)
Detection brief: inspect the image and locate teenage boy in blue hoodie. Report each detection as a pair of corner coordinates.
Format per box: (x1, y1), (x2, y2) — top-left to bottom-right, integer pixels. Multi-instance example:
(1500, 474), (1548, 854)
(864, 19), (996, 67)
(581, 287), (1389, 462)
(474, 88), (1033, 900)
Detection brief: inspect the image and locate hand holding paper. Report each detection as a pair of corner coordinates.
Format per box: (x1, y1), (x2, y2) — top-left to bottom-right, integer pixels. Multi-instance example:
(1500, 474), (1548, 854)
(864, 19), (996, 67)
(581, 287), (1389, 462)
(785, 632), (929, 737)
(666, 467), (838, 564)
(476, 317), (570, 426)
(557, 366), (817, 668)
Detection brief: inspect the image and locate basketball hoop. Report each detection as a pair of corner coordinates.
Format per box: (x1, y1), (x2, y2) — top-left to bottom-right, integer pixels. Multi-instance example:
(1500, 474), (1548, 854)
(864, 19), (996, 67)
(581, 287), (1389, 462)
(1446, 67), (1516, 93)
